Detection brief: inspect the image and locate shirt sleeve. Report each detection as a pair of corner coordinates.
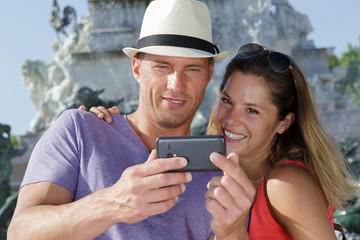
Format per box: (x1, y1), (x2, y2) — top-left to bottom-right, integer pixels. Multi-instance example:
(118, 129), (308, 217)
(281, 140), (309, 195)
(21, 110), (81, 197)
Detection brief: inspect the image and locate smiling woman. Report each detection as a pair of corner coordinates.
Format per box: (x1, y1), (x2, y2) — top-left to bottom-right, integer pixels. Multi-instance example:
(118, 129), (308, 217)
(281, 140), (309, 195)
(206, 43), (359, 239)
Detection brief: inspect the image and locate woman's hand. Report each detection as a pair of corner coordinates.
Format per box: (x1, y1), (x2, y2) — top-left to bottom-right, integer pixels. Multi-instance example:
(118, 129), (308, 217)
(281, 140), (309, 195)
(206, 152), (256, 240)
(78, 105), (120, 123)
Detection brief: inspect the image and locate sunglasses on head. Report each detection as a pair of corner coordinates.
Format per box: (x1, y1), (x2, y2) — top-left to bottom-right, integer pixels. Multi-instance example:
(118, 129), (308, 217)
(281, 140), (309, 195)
(237, 43), (292, 73)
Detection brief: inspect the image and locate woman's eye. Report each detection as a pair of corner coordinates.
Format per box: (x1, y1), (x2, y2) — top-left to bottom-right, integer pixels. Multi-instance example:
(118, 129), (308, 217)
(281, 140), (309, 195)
(220, 97), (232, 105)
(246, 108), (259, 114)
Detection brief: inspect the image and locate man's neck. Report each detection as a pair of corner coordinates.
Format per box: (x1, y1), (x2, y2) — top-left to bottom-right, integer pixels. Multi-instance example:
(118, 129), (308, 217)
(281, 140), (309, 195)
(127, 111), (192, 150)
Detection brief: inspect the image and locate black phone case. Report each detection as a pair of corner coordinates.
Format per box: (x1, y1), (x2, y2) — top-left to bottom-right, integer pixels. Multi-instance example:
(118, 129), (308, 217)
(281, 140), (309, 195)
(156, 135), (226, 172)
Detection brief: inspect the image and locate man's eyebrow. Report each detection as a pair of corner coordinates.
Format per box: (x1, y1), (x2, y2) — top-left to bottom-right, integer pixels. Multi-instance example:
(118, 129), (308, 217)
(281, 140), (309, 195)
(153, 60), (170, 64)
(186, 64), (206, 68)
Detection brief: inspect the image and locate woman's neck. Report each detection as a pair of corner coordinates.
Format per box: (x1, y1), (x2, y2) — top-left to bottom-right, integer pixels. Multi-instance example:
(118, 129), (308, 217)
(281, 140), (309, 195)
(239, 154), (269, 189)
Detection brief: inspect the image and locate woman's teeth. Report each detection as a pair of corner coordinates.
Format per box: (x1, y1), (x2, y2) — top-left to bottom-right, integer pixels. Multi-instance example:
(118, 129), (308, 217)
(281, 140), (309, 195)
(224, 130), (245, 140)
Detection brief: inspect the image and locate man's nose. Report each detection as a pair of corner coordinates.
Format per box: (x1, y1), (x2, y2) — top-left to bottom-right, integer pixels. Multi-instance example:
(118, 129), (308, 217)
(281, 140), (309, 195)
(167, 71), (185, 93)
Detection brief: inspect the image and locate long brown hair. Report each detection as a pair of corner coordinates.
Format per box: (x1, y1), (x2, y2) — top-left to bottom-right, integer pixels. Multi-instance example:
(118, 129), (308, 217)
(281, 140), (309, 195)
(207, 51), (358, 209)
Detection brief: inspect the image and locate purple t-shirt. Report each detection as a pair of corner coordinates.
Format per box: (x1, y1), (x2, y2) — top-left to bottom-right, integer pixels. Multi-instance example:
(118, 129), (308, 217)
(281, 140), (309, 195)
(22, 109), (221, 239)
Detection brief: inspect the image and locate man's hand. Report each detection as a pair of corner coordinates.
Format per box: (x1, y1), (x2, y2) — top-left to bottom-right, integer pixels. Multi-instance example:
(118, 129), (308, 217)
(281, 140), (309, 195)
(205, 153), (255, 240)
(78, 105), (120, 123)
(106, 150), (192, 224)
(8, 150), (192, 239)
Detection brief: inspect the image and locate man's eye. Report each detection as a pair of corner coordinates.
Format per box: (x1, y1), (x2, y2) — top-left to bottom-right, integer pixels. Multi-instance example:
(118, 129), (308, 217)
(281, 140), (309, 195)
(156, 65), (168, 69)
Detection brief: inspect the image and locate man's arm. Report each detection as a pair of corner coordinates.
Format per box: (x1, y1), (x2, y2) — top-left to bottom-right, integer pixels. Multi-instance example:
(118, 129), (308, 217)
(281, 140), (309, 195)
(8, 150), (191, 240)
(8, 182), (116, 240)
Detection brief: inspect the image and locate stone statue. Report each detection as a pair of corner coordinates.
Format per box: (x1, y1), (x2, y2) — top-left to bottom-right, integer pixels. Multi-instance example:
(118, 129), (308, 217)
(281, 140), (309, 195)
(0, 124), (25, 237)
(22, 59), (78, 133)
(68, 87), (124, 111)
(272, 0), (313, 39)
(0, 124), (13, 206)
(22, 60), (50, 132)
(50, 0), (77, 37)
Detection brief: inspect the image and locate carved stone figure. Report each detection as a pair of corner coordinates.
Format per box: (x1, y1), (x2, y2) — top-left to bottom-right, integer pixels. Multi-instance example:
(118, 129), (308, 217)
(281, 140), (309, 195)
(68, 87), (124, 111)
(272, 0), (313, 39)
(22, 60), (50, 132)
(22, 59), (77, 132)
(0, 124), (25, 237)
(50, 0), (77, 37)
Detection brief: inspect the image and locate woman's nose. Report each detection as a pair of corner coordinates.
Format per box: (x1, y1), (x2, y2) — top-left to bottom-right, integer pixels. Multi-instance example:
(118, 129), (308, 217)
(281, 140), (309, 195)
(225, 108), (244, 126)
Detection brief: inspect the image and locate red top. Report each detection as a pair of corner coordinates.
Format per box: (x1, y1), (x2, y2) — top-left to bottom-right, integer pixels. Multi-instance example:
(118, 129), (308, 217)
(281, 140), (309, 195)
(248, 160), (334, 239)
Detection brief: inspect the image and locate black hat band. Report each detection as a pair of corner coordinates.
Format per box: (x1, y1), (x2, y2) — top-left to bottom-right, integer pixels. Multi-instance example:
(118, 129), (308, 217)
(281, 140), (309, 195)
(137, 34), (218, 54)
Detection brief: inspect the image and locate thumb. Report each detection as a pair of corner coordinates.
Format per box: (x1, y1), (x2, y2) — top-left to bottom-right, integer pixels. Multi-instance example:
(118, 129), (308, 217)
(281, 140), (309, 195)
(224, 152), (240, 176)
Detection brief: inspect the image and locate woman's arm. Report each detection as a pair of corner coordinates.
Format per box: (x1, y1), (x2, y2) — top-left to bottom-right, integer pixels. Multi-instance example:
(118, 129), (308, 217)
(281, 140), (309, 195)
(267, 164), (337, 240)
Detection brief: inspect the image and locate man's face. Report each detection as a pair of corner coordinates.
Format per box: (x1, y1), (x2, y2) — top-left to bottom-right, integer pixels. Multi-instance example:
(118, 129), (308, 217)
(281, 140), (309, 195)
(133, 54), (214, 129)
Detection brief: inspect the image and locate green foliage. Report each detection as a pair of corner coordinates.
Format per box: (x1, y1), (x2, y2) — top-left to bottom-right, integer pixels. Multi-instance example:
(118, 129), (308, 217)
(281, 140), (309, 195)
(331, 44), (360, 106)
(10, 136), (18, 150)
(329, 55), (341, 70)
(334, 137), (360, 233)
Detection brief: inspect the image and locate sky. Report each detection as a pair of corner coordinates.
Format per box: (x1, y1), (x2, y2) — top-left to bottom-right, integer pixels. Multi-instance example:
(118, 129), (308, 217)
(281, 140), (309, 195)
(1, 0), (360, 136)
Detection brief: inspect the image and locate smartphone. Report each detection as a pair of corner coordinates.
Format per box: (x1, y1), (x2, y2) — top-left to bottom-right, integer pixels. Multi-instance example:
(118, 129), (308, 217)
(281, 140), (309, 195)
(156, 135), (226, 172)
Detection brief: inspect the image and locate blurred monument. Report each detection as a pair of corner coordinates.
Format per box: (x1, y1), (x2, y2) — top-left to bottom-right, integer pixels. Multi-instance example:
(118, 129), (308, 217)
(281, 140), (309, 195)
(17, 0), (360, 139)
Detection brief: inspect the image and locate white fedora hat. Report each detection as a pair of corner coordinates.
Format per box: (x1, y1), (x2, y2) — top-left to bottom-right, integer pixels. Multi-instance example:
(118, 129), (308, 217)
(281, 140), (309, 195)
(123, 0), (230, 62)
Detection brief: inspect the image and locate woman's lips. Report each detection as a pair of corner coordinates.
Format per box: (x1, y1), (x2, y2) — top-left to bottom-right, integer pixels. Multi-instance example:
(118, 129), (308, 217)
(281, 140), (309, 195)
(223, 128), (246, 142)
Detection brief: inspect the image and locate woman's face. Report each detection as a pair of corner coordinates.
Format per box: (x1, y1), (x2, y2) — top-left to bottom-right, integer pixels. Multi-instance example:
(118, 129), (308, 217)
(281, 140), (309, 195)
(216, 70), (287, 160)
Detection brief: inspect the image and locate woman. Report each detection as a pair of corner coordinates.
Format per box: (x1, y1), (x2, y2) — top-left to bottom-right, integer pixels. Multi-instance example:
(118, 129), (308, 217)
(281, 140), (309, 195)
(85, 43), (359, 239)
(205, 43), (358, 239)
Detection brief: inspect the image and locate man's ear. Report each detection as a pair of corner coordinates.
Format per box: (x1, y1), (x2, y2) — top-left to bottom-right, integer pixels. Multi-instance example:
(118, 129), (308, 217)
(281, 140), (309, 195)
(132, 57), (141, 83)
(207, 61), (215, 86)
(277, 112), (295, 134)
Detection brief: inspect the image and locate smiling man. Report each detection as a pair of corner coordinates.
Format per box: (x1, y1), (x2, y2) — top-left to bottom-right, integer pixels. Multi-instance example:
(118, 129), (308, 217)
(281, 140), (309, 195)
(7, 0), (230, 239)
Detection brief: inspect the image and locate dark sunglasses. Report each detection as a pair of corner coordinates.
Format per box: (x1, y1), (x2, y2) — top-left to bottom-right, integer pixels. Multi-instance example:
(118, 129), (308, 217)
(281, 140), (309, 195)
(237, 43), (292, 73)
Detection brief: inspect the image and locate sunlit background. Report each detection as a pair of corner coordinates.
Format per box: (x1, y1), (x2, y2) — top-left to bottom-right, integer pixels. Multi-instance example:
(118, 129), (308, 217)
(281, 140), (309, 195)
(0, 0), (360, 136)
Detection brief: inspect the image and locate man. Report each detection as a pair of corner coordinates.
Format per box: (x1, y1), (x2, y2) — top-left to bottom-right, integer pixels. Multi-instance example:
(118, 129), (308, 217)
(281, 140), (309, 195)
(8, 0), (231, 239)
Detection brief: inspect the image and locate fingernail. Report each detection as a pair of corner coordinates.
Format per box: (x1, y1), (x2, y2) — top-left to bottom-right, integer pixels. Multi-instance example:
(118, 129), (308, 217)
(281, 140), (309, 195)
(210, 152), (221, 162)
(179, 157), (187, 166)
(185, 172), (192, 182)
(180, 183), (186, 192)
